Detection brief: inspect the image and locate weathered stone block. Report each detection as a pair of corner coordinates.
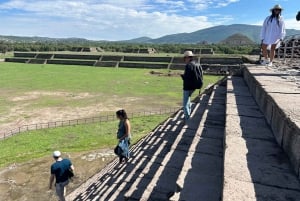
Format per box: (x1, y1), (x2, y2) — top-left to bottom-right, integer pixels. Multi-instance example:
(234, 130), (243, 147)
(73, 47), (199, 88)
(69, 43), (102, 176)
(271, 104), (286, 146)
(282, 121), (300, 177)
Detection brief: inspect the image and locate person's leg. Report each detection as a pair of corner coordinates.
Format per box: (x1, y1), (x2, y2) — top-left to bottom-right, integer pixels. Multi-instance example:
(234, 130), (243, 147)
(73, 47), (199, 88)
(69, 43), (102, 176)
(183, 90), (190, 120)
(183, 90), (194, 120)
(55, 183), (66, 201)
(269, 44), (277, 63)
(188, 90), (195, 113)
(119, 156), (123, 163)
(261, 44), (269, 64)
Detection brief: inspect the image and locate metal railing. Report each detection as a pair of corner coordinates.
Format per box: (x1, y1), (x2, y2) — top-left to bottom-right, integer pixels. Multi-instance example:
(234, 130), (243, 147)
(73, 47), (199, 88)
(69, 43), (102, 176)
(277, 34), (300, 59)
(0, 107), (180, 140)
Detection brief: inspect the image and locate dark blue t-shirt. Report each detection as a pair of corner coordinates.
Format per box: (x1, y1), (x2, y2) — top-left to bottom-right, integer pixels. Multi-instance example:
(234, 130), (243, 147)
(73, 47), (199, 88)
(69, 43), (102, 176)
(51, 159), (72, 183)
(117, 120), (126, 139)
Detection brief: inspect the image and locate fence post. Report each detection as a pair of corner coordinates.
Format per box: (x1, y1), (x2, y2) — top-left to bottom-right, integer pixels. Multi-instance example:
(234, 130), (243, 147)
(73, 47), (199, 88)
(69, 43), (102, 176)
(284, 42), (287, 60)
(292, 40), (295, 59)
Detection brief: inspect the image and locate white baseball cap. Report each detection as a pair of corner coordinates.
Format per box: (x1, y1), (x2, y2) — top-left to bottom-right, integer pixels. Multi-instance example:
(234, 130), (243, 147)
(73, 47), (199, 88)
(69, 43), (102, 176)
(53, 151), (61, 157)
(183, 50), (194, 57)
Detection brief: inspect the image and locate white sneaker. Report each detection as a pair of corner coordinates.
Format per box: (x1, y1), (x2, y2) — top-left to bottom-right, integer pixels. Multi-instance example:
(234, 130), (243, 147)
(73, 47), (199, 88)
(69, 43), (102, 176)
(260, 60), (269, 65)
(267, 62), (273, 67)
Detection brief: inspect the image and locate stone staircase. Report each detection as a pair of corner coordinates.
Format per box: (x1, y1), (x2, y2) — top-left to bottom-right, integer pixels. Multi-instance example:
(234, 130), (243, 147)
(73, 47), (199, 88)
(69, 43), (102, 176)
(67, 83), (226, 201)
(67, 66), (300, 201)
(224, 76), (300, 200)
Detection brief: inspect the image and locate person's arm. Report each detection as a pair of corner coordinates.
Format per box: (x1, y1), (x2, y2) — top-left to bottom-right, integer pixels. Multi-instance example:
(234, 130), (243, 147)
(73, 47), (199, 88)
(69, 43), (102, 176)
(49, 174), (55, 189)
(280, 18), (286, 40)
(125, 119), (130, 137)
(260, 17), (268, 42)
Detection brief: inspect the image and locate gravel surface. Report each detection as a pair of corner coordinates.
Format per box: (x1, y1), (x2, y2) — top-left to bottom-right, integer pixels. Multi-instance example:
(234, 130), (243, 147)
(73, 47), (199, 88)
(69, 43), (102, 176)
(267, 58), (300, 86)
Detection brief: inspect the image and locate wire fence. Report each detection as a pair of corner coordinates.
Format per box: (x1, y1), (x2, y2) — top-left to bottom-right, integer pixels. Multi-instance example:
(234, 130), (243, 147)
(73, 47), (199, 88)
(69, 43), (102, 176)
(0, 107), (181, 140)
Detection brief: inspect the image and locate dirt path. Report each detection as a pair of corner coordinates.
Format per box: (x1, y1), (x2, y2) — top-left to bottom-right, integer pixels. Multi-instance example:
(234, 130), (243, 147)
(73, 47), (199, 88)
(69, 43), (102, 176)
(0, 149), (115, 201)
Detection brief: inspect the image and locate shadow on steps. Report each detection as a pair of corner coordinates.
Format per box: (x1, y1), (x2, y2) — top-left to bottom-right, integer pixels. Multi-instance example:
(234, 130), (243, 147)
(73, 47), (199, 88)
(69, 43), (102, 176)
(67, 83), (227, 201)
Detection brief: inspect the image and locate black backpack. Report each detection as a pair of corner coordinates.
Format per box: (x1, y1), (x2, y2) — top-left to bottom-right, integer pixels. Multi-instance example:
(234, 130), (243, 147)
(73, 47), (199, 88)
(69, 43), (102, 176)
(191, 61), (203, 89)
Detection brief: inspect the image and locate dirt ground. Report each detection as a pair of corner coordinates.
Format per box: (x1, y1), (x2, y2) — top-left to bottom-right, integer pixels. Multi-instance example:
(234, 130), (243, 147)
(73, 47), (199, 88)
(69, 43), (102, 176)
(0, 149), (116, 201)
(0, 90), (145, 137)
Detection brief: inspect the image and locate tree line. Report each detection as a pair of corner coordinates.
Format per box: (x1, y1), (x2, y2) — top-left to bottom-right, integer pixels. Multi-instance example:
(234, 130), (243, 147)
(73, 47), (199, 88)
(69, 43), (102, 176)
(0, 40), (259, 55)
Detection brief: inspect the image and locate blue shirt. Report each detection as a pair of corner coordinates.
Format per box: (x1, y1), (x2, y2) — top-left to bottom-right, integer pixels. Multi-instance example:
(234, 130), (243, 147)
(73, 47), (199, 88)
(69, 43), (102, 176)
(51, 159), (72, 183)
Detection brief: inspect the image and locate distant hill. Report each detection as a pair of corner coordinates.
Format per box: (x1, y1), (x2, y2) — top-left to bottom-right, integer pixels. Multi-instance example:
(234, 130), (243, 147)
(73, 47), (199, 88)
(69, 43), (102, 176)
(220, 33), (255, 45)
(145, 24), (300, 44)
(0, 35), (90, 43)
(122, 37), (152, 43)
(1, 24), (300, 44)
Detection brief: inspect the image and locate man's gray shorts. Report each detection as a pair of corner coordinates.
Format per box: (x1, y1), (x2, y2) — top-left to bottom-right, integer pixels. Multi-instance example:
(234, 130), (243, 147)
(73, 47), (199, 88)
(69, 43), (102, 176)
(56, 180), (69, 201)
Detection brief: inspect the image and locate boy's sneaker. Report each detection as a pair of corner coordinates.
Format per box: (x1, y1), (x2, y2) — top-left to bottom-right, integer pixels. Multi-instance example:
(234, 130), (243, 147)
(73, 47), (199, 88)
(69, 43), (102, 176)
(260, 60), (270, 65)
(267, 62), (273, 67)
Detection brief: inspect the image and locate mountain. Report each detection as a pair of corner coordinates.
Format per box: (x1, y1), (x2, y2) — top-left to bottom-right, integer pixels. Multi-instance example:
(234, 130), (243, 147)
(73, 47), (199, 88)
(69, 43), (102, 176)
(133, 24), (300, 44)
(220, 33), (255, 45)
(0, 35), (90, 43)
(1, 24), (300, 44)
(121, 37), (152, 43)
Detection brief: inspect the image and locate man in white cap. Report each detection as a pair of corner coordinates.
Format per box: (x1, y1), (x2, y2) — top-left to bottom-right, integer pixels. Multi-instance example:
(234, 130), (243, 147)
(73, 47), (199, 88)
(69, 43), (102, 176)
(260, 4), (286, 67)
(49, 151), (74, 201)
(181, 50), (203, 122)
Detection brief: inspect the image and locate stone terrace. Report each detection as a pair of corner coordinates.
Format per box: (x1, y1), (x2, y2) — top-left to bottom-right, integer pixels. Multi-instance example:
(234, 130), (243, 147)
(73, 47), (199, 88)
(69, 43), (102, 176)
(5, 52), (242, 74)
(66, 64), (300, 201)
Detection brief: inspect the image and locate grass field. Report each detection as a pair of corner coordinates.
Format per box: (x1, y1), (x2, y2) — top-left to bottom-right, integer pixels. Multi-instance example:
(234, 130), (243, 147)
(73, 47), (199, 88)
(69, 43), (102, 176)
(0, 62), (222, 167)
(0, 114), (169, 168)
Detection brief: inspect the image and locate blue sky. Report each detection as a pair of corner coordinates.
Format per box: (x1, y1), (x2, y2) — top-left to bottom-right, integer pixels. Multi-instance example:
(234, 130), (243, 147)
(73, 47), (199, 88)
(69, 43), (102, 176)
(0, 0), (299, 40)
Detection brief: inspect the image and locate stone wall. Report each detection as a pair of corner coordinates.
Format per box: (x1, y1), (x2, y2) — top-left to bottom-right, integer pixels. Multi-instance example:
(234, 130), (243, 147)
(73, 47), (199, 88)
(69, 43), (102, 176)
(243, 66), (300, 178)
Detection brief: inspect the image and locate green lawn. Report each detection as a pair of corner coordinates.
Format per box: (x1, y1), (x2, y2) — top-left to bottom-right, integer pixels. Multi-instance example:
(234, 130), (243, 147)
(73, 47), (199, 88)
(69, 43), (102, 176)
(0, 62), (222, 167)
(0, 62), (222, 117)
(0, 114), (168, 167)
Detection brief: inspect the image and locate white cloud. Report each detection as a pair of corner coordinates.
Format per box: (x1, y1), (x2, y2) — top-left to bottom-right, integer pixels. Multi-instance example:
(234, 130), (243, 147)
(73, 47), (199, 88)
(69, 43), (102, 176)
(0, 0), (244, 40)
(216, 0), (240, 8)
(285, 18), (300, 31)
(187, 0), (239, 10)
(0, 0), (236, 40)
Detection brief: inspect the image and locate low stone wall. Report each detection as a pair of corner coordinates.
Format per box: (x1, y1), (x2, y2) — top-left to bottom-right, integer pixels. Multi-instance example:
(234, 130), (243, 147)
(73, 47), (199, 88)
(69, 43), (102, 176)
(201, 57), (242, 65)
(54, 54), (101, 60)
(5, 58), (29, 63)
(14, 52), (37, 58)
(243, 66), (300, 178)
(36, 53), (53, 59)
(119, 62), (169, 69)
(94, 61), (118, 67)
(5, 52), (243, 74)
(101, 55), (123, 61)
(123, 56), (172, 63)
(29, 59), (46, 64)
(47, 59), (96, 66)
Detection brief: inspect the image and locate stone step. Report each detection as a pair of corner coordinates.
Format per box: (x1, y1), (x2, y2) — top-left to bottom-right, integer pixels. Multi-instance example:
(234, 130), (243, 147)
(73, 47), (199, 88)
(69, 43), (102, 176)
(124, 85), (226, 201)
(223, 76), (300, 201)
(67, 91), (215, 201)
(67, 105), (191, 201)
(169, 84), (226, 201)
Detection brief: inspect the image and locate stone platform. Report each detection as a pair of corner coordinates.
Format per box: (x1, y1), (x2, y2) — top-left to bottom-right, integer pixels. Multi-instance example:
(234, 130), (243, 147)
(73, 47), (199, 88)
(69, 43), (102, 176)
(66, 64), (300, 201)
